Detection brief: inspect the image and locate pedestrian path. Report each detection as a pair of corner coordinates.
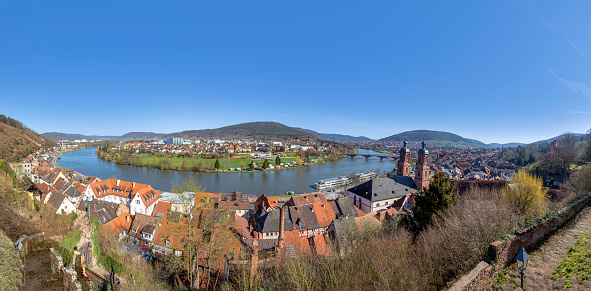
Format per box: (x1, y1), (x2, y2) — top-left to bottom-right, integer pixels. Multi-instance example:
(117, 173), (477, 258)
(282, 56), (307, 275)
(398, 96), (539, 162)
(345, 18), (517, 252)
(496, 206), (591, 290)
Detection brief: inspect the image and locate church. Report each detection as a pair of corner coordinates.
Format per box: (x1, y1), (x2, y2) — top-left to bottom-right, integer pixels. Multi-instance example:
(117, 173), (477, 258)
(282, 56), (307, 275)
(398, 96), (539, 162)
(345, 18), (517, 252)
(347, 141), (431, 213)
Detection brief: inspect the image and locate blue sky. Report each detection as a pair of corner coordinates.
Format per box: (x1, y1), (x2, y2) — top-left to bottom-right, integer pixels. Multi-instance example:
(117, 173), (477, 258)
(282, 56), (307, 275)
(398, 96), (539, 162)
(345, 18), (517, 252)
(1, 1), (590, 144)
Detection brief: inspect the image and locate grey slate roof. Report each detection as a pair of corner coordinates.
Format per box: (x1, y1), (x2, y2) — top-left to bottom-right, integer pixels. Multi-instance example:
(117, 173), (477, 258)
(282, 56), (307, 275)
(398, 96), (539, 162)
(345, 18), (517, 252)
(333, 197), (358, 218)
(221, 191), (249, 206)
(47, 193), (66, 210)
(285, 205), (320, 231)
(78, 200), (119, 224)
(65, 186), (81, 198)
(348, 177), (417, 202)
(256, 209), (281, 233)
(256, 204), (323, 234)
(60, 182), (72, 193)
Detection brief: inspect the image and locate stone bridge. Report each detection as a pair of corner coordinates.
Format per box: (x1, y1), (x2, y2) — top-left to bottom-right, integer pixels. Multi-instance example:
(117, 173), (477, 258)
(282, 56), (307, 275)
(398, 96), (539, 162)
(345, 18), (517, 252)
(346, 153), (394, 161)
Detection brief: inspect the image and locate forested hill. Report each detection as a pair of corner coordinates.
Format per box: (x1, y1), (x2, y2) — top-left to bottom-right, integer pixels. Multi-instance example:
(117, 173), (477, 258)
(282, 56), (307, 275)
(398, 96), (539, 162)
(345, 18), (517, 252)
(0, 115), (56, 161)
(167, 122), (319, 140)
(379, 130), (486, 148)
(119, 132), (167, 140)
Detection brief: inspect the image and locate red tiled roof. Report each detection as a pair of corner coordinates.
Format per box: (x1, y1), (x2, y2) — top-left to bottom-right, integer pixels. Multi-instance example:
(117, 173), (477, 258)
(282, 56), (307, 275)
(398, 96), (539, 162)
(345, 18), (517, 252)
(102, 213), (134, 237)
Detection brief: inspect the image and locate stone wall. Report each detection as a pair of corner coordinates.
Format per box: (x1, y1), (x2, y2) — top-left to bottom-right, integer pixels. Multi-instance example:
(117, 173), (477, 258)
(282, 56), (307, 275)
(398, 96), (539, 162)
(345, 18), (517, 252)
(451, 194), (591, 290)
(49, 248), (82, 291)
(15, 232), (47, 258)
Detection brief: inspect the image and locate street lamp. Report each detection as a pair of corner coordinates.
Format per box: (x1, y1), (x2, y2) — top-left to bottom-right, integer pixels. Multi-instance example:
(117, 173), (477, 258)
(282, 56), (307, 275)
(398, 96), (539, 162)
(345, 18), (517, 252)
(516, 247), (529, 289)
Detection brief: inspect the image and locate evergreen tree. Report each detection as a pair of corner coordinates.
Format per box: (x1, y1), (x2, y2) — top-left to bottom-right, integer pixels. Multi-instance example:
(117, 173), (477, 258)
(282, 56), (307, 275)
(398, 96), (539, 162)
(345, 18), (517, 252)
(275, 156), (281, 165)
(400, 171), (455, 237)
(249, 160), (255, 170)
(214, 159), (221, 169)
(262, 159), (269, 169)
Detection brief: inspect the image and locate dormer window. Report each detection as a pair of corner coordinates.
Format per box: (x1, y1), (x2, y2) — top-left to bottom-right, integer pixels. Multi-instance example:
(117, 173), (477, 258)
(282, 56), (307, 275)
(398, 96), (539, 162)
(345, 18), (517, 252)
(166, 241), (171, 247)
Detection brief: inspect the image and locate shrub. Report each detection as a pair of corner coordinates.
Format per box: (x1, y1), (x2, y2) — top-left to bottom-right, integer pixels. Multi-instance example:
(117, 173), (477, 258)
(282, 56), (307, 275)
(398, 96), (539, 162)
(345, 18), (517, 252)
(562, 164), (591, 195)
(502, 171), (549, 221)
(57, 230), (82, 267)
(415, 186), (520, 288)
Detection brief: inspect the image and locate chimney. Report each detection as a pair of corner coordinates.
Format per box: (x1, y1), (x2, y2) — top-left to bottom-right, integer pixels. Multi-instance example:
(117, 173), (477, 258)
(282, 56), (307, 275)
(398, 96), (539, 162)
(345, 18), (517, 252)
(126, 215), (129, 222)
(278, 207), (285, 251)
(132, 182), (135, 188)
(117, 180), (120, 186)
(250, 239), (259, 276)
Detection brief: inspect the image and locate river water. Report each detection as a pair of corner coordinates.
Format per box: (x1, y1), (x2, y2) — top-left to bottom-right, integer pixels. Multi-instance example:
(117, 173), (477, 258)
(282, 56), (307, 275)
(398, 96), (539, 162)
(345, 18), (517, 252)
(58, 147), (396, 196)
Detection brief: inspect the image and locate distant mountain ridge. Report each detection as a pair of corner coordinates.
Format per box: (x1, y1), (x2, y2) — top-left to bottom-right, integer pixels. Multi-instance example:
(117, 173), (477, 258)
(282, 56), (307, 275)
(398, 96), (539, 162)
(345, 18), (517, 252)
(530, 132), (585, 145)
(43, 121), (583, 148)
(0, 115), (56, 161)
(294, 128), (374, 143)
(487, 142), (526, 148)
(120, 132), (167, 140)
(43, 132), (118, 141)
(43, 132), (165, 141)
(379, 130), (485, 148)
(167, 122), (318, 140)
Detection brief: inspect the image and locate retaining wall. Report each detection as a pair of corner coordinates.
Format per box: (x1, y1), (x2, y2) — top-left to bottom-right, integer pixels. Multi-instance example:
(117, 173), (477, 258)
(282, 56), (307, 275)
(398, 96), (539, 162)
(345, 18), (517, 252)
(451, 194), (591, 290)
(49, 248), (82, 291)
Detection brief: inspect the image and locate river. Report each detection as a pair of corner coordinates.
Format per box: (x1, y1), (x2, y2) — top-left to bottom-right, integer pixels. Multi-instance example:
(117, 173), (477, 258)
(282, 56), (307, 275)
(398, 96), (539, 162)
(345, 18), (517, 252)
(58, 147), (396, 196)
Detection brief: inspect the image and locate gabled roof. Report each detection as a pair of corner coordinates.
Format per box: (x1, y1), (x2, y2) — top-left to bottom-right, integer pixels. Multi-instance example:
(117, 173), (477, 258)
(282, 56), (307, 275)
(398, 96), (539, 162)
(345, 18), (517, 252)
(256, 208), (282, 233)
(102, 213), (133, 237)
(333, 197), (358, 218)
(152, 201), (172, 218)
(78, 200), (119, 225)
(129, 213), (160, 239)
(312, 203), (336, 228)
(254, 194), (278, 213)
(285, 205), (321, 231)
(36, 183), (53, 195)
(135, 186), (161, 208)
(220, 191), (249, 205)
(284, 230), (311, 255)
(53, 177), (68, 192)
(153, 220), (192, 251)
(284, 193), (327, 207)
(89, 178), (154, 200)
(64, 186), (81, 198)
(217, 200), (250, 211)
(348, 177), (417, 202)
(47, 193), (66, 211)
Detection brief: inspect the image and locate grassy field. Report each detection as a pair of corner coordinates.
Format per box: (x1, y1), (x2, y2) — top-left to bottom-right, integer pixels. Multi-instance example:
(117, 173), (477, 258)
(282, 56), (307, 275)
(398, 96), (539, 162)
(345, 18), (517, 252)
(551, 231), (591, 287)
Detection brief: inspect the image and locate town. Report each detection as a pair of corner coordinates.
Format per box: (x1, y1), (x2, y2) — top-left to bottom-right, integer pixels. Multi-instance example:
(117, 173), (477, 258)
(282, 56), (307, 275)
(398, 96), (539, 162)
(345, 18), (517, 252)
(3, 137), (558, 290)
(91, 137), (349, 172)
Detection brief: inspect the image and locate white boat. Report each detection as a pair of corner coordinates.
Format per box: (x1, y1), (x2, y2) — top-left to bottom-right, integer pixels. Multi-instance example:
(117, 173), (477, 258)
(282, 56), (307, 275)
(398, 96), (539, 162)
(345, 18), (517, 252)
(354, 171), (378, 181)
(315, 176), (351, 190)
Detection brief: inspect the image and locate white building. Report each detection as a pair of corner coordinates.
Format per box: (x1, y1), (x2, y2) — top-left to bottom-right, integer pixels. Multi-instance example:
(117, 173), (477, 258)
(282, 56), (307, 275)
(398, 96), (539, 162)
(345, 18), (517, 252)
(85, 178), (161, 216)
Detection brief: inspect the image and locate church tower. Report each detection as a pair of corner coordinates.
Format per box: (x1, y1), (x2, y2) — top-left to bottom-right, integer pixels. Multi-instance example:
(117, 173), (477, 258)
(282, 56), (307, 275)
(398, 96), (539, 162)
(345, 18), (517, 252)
(414, 141), (431, 190)
(397, 140), (411, 176)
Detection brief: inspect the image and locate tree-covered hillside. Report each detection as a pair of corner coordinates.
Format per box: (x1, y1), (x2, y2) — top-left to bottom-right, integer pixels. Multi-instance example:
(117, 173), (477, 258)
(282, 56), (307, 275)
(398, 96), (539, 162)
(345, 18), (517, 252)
(0, 115), (56, 161)
(167, 122), (319, 140)
(379, 130), (485, 148)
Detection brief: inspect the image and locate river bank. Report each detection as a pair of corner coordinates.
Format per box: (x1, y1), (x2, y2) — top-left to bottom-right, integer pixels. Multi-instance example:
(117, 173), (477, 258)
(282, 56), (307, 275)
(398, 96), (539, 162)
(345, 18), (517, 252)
(95, 148), (342, 173)
(58, 147), (395, 195)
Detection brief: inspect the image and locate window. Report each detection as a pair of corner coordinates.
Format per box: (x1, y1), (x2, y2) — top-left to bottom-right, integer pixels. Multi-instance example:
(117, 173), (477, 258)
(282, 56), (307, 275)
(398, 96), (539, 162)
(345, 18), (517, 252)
(136, 200), (140, 204)
(166, 241), (171, 247)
